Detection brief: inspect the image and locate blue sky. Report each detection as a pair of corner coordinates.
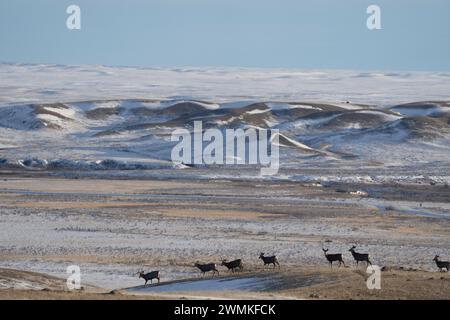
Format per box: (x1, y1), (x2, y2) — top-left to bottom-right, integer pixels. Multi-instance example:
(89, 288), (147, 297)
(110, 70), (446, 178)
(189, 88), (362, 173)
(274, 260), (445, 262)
(1, 0), (450, 71)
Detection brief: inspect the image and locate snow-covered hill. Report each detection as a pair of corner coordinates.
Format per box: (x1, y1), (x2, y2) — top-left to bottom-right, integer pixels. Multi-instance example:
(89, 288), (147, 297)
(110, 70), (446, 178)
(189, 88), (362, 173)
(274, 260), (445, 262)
(0, 63), (449, 184)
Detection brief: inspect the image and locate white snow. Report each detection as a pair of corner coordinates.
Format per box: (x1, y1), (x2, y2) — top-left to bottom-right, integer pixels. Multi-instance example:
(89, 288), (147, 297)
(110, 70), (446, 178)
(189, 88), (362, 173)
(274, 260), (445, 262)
(272, 133), (315, 151)
(355, 110), (402, 121)
(1, 63), (450, 107)
(288, 104), (322, 110)
(246, 108), (270, 115)
(0, 278), (44, 290)
(391, 105), (450, 117)
(43, 106), (76, 118)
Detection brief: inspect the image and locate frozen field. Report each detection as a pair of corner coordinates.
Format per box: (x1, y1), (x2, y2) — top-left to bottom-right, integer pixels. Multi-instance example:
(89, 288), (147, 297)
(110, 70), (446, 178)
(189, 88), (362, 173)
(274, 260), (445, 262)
(0, 177), (448, 291)
(2, 63), (450, 106)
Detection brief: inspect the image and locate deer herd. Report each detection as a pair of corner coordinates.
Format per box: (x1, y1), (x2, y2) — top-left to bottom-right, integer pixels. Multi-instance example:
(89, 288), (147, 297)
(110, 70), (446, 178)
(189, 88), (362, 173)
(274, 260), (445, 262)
(137, 246), (449, 286)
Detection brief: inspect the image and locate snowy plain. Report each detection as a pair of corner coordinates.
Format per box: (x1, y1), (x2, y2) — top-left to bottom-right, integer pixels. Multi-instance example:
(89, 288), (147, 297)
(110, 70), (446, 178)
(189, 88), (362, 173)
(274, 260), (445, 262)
(1, 63), (450, 106)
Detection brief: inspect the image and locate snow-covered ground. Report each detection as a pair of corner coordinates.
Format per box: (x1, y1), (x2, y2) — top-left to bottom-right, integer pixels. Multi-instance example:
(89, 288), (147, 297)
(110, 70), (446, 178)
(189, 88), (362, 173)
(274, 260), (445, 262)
(0, 177), (449, 290)
(1, 63), (450, 106)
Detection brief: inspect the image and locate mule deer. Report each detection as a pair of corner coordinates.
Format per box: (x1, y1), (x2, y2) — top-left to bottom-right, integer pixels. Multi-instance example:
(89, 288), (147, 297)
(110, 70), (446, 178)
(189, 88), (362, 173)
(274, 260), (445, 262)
(322, 248), (346, 268)
(259, 253), (280, 269)
(221, 259), (243, 273)
(194, 262), (219, 277)
(433, 256), (449, 272)
(349, 245), (372, 266)
(138, 270), (160, 285)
